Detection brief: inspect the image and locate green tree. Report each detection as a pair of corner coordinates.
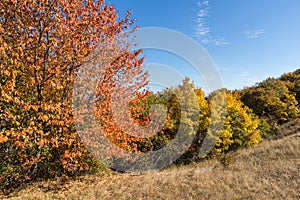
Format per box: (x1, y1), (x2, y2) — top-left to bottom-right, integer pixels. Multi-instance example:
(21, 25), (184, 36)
(240, 78), (299, 124)
(280, 68), (300, 103)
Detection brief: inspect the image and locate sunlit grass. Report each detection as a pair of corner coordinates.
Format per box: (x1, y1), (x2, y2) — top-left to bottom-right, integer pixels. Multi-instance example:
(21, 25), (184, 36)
(2, 132), (299, 200)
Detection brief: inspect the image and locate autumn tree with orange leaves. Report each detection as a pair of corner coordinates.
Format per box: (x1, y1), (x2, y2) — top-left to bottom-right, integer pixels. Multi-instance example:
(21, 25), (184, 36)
(0, 0), (149, 190)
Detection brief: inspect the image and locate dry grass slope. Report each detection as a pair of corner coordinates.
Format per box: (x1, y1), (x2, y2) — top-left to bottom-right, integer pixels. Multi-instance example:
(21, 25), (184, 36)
(2, 133), (300, 200)
(279, 118), (300, 138)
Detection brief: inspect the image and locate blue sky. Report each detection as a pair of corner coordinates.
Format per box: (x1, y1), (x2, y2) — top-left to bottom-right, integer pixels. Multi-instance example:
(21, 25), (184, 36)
(107, 0), (300, 91)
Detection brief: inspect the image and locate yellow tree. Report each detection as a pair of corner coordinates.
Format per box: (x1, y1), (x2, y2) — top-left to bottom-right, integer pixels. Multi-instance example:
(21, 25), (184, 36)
(211, 90), (262, 155)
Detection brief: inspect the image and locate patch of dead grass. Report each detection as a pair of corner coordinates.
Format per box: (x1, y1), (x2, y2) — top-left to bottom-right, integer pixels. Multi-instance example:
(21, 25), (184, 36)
(2, 133), (299, 200)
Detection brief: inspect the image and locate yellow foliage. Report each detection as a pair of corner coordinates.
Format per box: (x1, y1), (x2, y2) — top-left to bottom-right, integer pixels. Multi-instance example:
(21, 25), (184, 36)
(211, 90), (262, 155)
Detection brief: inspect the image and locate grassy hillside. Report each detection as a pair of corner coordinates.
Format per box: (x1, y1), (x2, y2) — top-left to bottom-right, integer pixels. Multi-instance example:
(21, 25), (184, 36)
(2, 132), (299, 200)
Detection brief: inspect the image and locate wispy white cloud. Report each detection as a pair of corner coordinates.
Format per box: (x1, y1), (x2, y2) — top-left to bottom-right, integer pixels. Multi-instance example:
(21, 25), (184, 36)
(202, 1), (210, 6)
(194, 1), (229, 46)
(214, 38), (229, 46)
(244, 29), (266, 39)
(195, 1), (210, 39)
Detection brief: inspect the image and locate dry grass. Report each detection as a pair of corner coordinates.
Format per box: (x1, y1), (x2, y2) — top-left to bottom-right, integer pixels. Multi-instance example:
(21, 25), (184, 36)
(2, 133), (300, 200)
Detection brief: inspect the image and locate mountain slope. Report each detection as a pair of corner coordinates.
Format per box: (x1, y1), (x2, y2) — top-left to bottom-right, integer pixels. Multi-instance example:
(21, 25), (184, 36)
(3, 132), (299, 200)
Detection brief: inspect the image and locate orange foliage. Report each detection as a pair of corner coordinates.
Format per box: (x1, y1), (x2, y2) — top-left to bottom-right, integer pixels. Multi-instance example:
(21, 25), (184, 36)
(0, 0), (146, 189)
